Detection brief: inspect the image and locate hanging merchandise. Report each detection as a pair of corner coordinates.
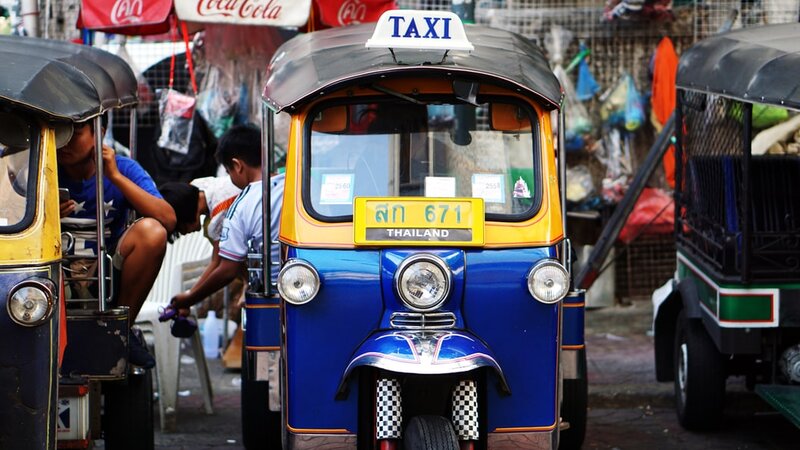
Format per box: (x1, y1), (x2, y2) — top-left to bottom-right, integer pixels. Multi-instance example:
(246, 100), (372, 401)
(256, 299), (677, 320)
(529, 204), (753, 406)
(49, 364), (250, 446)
(624, 75), (644, 131)
(603, 0), (674, 22)
(196, 65), (238, 139)
(650, 36), (678, 187)
(575, 44), (601, 102)
(555, 66), (593, 151)
(157, 19), (199, 155)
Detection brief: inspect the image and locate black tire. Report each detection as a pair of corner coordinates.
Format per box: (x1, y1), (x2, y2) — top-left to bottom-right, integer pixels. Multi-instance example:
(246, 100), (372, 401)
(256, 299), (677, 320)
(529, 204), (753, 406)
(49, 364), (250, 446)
(560, 350), (587, 450)
(241, 350), (281, 449)
(403, 415), (459, 450)
(673, 310), (726, 430)
(103, 369), (154, 450)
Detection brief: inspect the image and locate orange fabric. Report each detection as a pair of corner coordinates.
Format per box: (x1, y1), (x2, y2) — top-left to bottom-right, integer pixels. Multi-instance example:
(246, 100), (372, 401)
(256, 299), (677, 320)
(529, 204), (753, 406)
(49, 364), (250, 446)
(211, 195), (238, 219)
(651, 37), (679, 188)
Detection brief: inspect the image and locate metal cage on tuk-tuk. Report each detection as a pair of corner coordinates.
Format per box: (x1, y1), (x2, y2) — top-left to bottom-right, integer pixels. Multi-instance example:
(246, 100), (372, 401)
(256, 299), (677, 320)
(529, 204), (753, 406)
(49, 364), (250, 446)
(652, 23), (800, 430)
(0, 35), (153, 449)
(241, 10), (587, 450)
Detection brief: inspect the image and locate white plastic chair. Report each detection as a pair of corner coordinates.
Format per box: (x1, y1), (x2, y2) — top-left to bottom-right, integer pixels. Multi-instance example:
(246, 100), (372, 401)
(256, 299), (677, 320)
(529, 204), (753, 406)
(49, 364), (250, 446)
(136, 231), (214, 432)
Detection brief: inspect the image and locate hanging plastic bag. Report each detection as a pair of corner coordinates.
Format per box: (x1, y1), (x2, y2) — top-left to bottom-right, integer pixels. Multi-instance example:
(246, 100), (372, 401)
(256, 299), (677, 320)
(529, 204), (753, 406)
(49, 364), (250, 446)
(196, 65), (237, 139)
(576, 45), (601, 101)
(624, 75), (644, 131)
(157, 19), (199, 155)
(554, 65), (592, 151)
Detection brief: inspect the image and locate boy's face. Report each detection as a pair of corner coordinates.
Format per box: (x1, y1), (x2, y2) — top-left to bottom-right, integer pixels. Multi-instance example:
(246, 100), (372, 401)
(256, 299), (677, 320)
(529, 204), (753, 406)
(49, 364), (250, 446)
(57, 123), (95, 165)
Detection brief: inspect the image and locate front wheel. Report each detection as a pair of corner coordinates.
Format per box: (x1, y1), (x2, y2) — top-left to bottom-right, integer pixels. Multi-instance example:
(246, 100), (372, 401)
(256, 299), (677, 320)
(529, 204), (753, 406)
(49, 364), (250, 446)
(403, 415), (459, 450)
(103, 369), (154, 450)
(673, 310), (726, 430)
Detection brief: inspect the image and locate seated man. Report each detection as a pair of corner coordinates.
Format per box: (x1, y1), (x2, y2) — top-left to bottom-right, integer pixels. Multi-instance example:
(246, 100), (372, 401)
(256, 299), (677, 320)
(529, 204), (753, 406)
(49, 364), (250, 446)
(58, 116), (176, 368)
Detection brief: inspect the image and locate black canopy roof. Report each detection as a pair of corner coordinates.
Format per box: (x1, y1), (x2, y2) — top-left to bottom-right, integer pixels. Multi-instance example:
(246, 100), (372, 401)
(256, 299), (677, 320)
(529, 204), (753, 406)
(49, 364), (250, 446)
(262, 23), (562, 112)
(0, 35), (138, 122)
(677, 23), (800, 110)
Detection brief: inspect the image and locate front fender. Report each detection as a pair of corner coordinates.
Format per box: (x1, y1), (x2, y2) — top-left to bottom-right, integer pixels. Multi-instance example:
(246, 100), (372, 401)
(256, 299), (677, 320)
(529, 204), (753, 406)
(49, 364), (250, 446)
(337, 330), (510, 396)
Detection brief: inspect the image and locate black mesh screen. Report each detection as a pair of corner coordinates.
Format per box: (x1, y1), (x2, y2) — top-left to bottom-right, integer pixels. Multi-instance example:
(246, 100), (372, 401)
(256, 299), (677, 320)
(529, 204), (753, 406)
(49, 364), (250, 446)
(677, 91), (800, 281)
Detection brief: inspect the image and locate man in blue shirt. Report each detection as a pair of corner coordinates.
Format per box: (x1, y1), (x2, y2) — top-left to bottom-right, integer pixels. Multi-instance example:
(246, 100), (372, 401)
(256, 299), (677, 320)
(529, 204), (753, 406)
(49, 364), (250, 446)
(58, 119), (176, 368)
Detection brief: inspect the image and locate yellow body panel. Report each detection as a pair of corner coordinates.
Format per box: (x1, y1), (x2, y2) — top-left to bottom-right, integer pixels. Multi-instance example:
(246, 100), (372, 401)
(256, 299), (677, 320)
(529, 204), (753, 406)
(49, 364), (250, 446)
(0, 129), (62, 264)
(278, 81), (563, 249)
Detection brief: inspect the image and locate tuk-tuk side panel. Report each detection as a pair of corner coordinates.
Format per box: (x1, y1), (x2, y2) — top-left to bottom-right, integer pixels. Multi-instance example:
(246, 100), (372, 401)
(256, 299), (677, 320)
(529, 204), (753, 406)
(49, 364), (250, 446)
(284, 247), (384, 432)
(0, 129), (62, 265)
(0, 265), (59, 450)
(563, 290), (585, 348)
(277, 91), (563, 250)
(463, 247), (560, 431)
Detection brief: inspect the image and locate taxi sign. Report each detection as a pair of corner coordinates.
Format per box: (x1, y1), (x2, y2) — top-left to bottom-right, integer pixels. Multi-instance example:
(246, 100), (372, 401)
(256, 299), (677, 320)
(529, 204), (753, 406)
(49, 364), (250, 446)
(365, 10), (474, 52)
(354, 197), (485, 246)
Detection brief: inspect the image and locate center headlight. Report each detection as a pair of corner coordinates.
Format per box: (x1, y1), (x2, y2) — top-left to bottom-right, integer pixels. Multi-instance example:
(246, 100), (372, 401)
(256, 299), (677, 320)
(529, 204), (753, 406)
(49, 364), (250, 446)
(7, 279), (55, 327)
(395, 254), (451, 311)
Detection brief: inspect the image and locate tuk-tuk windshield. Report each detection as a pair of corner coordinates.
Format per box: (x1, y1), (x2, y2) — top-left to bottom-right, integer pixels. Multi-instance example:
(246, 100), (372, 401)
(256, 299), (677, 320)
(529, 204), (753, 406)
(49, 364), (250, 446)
(0, 112), (36, 232)
(307, 98), (538, 220)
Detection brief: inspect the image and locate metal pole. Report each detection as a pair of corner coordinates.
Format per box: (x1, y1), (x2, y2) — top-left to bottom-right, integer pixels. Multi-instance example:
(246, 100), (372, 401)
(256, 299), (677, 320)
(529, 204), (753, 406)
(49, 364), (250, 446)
(129, 108), (137, 160)
(261, 103), (275, 295)
(674, 92), (683, 238)
(558, 109), (568, 270)
(94, 116), (107, 311)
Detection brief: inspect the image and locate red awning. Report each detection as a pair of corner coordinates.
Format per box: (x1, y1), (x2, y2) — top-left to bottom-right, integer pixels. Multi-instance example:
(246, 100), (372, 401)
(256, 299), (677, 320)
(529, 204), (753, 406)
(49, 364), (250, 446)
(315, 0), (396, 27)
(78, 0), (173, 35)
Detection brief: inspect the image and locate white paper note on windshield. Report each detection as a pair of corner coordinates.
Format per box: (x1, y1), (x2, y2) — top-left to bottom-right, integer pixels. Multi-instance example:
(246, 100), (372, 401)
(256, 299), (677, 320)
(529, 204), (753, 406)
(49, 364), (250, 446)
(320, 173), (354, 204)
(425, 176), (456, 197)
(471, 174), (505, 203)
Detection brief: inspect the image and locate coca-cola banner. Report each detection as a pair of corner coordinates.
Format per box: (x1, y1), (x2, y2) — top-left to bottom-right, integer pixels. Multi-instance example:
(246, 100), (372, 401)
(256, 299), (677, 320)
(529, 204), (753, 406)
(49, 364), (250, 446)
(175, 0), (312, 26)
(79, 0), (173, 35)
(316, 0), (396, 27)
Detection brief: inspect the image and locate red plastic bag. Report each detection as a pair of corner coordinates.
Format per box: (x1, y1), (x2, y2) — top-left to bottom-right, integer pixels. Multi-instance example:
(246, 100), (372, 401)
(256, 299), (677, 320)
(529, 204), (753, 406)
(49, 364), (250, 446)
(618, 187), (674, 244)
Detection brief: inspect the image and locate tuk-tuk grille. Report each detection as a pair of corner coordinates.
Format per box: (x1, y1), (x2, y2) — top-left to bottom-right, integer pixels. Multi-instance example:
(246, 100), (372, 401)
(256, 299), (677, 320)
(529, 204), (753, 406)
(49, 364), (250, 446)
(390, 312), (456, 329)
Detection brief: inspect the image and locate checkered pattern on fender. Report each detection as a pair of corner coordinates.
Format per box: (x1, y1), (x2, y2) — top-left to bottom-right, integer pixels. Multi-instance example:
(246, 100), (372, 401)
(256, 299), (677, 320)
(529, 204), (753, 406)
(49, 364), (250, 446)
(451, 380), (479, 440)
(376, 378), (402, 439)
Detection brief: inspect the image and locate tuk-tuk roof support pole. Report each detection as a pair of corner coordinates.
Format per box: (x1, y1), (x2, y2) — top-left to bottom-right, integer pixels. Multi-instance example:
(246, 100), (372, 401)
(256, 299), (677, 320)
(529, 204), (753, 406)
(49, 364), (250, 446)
(129, 108), (137, 161)
(558, 109), (569, 272)
(741, 102), (753, 283)
(94, 115), (107, 311)
(262, 104), (275, 296)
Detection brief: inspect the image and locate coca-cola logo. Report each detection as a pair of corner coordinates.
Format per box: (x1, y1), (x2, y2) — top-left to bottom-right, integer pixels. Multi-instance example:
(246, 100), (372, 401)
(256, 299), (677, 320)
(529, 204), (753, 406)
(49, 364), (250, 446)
(337, 0), (368, 25)
(195, 0), (282, 20)
(110, 0), (143, 25)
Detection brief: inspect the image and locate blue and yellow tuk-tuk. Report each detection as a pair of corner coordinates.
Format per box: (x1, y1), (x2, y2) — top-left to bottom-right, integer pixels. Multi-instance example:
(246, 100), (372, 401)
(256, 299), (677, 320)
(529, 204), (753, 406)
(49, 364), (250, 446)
(0, 36), (153, 449)
(653, 23), (800, 430)
(242, 10), (586, 449)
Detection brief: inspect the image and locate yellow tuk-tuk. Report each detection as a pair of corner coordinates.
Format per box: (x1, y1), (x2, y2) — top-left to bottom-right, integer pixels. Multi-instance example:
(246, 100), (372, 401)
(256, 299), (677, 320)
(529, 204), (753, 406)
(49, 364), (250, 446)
(0, 35), (153, 449)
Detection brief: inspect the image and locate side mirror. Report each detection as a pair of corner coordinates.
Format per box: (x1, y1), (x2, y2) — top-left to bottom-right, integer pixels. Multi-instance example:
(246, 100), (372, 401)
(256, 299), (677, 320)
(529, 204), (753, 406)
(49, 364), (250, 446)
(312, 106), (348, 133)
(490, 103), (531, 132)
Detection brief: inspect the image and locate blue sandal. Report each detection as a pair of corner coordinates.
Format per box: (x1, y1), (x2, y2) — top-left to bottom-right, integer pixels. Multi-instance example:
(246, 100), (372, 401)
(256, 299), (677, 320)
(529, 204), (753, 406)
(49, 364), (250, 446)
(159, 304), (198, 337)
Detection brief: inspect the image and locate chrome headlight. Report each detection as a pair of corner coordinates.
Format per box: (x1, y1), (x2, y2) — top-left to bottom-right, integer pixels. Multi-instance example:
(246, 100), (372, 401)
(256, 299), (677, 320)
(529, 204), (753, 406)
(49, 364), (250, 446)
(7, 278), (55, 326)
(277, 259), (320, 305)
(527, 260), (569, 304)
(395, 254), (451, 311)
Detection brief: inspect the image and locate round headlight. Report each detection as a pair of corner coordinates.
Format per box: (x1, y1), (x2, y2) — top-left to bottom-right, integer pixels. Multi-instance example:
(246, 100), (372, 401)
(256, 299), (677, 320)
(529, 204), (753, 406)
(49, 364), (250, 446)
(7, 279), (55, 326)
(395, 254), (451, 311)
(277, 260), (320, 305)
(527, 260), (569, 304)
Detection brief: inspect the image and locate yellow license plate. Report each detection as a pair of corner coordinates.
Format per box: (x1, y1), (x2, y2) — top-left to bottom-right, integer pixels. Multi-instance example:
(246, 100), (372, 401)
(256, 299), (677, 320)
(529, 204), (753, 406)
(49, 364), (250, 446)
(354, 197), (484, 246)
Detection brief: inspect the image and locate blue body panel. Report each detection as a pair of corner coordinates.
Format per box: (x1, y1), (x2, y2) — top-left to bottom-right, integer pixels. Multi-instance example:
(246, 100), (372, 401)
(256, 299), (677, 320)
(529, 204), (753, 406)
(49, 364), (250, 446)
(284, 248), (383, 432)
(0, 266), (59, 450)
(563, 291), (585, 347)
(463, 247), (559, 431)
(244, 294), (281, 349)
(282, 246), (560, 433)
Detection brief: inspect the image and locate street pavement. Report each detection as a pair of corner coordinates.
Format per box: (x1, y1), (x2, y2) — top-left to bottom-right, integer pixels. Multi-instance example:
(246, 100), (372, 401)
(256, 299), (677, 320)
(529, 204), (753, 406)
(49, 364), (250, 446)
(135, 300), (797, 449)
